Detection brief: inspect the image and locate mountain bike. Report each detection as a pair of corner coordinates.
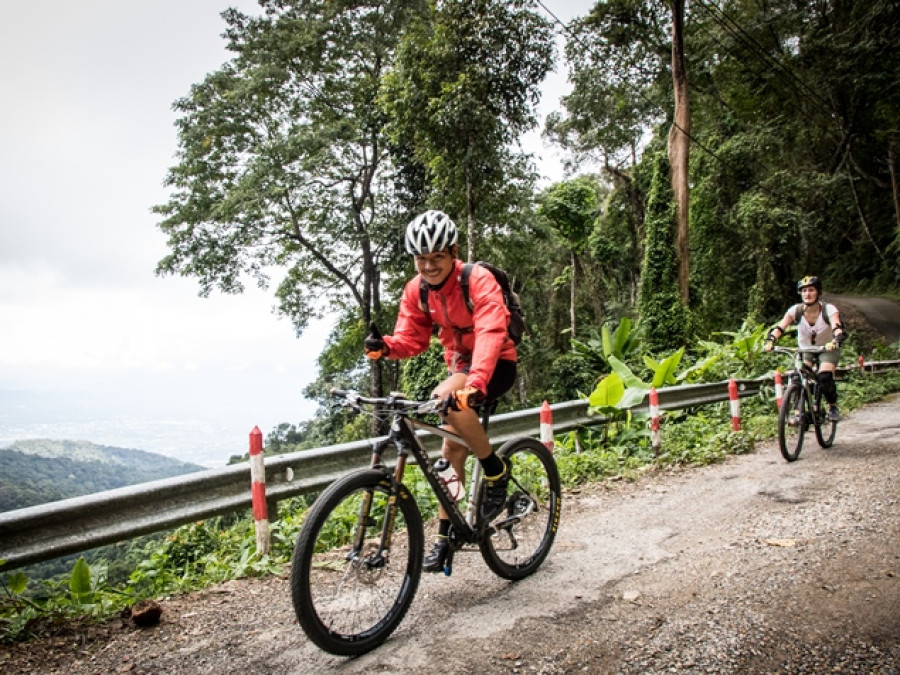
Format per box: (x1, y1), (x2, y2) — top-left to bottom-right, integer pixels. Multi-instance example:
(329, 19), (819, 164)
(290, 389), (562, 656)
(774, 346), (838, 462)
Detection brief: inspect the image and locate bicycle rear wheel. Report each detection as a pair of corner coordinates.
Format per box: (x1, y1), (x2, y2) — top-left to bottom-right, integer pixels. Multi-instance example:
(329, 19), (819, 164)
(814, 389), (837, 448)
(290, 469), (424, 656)
(480, 437), (561, 580)
(778, 383), (806, 462)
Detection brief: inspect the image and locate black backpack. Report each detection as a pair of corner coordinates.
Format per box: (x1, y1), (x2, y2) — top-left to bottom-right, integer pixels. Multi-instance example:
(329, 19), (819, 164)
(419, 261), (527, 344)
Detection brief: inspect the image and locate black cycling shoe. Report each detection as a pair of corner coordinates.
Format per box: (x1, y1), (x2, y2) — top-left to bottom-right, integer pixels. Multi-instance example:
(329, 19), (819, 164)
(479, 460), (510, 523)
(422, 537), (450, 573)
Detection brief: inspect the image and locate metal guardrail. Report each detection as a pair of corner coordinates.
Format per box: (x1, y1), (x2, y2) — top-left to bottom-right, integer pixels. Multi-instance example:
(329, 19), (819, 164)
(2, 363), (897, 572)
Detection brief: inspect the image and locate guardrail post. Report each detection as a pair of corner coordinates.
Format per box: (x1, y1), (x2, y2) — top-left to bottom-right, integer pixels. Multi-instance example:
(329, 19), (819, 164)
(649, 387), (661, 455)
(540, 400), (554, 453)
(249, 426), (270, 555)
(774, 370), (783, 410)
(728, 379), (741, 431)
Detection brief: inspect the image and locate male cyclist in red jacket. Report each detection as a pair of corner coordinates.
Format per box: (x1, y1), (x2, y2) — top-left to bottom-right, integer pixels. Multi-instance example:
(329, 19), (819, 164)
(364, 210), (517, 572)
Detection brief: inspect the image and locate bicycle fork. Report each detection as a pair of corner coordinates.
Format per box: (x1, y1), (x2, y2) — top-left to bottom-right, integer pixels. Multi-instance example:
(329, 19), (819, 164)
(346, 439), (412, 569)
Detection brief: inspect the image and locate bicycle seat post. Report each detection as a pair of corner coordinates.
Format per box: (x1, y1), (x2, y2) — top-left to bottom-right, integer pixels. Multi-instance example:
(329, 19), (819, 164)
(479, 399), (498, 431)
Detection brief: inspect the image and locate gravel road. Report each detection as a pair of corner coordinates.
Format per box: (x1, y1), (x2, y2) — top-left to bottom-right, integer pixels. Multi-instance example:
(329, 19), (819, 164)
(3, 393), (898, 674)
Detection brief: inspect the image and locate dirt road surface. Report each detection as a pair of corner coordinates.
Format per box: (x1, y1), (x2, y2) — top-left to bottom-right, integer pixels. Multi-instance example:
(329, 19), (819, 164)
(3, 392), (899, 674)
(828, 293), (900, 349)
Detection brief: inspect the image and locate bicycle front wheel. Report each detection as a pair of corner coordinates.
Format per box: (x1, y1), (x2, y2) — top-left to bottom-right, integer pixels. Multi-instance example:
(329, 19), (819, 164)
(814, 389), (837, 448)
(778, 383), (806, 462)
(480, 437), (561, 581)
(290, 469), (424, 656)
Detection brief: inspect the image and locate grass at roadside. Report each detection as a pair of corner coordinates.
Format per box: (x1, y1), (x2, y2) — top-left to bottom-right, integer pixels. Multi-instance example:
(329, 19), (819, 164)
(2, 369), (899, 643)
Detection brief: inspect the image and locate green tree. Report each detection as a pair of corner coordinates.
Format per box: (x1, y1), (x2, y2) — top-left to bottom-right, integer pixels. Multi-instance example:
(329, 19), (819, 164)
(537, 178), (599, 341)
(547, 0), (668, 172)
(381, 0), (554, 260)
(153, 1), (427, 397)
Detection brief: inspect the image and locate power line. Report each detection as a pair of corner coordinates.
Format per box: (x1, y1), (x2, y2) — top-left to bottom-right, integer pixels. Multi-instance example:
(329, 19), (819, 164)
(693, 0), (840, 133)
(531, 0), (825, 208)
(533, 1), (783, 194)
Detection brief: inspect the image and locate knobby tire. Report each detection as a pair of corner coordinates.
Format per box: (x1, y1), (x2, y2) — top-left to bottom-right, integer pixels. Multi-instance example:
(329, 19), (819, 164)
(290, 469), (424, 656)
(479, 437), (562, 580)
(814, 389), (838, 448)
(778, 384), (806, 462)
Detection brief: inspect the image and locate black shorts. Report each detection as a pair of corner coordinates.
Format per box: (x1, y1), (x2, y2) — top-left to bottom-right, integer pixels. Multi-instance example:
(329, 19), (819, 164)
(485, 359), (517, 403)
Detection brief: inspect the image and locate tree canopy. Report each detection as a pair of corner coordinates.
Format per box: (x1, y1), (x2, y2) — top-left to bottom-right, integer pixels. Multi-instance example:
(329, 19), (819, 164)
(154, 0), (900, 438)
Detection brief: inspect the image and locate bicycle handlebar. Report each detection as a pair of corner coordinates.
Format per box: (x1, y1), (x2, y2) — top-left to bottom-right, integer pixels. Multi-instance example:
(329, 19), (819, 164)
(773, 345), (831, 356)
(329, 388), (441, 415)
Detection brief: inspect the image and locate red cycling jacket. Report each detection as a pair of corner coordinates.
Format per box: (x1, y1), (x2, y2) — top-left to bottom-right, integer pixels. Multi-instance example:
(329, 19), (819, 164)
(383, 258), (517, 395)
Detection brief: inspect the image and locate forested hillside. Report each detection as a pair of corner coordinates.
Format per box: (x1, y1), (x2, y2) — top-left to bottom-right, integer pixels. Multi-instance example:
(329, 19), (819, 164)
(153, 0), (900, 451)
(0, 440), (204, 512)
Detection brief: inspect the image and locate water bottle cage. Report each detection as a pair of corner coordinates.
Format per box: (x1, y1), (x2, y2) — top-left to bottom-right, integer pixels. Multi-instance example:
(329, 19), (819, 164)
(434, 459), (465, 503)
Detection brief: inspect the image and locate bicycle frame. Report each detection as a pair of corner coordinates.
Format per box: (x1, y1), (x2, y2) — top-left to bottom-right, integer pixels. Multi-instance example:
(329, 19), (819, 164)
(777, 346), (827, 415)
(357, 394), (491, 547)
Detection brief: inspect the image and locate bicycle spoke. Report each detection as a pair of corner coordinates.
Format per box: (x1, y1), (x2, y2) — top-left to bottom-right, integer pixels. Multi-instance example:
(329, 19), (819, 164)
(480, 438), (560, 580)
(291, 470), (423, 656)
(778, 384), (806, 462)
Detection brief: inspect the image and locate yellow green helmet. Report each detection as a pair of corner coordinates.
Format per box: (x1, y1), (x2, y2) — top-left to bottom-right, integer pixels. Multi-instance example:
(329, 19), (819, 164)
(797, 275), (822, 293)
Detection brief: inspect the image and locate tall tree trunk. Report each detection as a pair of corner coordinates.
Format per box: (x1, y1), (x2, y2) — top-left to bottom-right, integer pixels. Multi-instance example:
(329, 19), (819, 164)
(667, 0), (691, 305)
(465, 144), (476, 263)
(570, 250), (577, 342)
(889, 145), (900, 235)
(466, 177), (476, 263)
(847, 167), (885, 261)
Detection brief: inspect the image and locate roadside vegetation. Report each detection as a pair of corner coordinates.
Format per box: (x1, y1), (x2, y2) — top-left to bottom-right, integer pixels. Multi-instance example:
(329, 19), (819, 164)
(3, 325), (898, 643)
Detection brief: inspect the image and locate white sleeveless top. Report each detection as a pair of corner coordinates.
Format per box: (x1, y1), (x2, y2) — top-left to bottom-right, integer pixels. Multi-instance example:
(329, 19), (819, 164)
(791, 302), (837, 349)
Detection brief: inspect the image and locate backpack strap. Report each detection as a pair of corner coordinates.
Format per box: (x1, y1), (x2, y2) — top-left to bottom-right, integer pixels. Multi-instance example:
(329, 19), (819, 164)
(794, 301), (829, 324)
(460, 263), (475, 313)
(418, 277), (429, 314)
(419, 266), (475, 314)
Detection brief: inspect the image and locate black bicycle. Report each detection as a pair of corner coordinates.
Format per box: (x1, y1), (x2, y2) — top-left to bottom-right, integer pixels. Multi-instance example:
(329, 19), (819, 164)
(290, 389), (561, 656)
(775, 346), (838, 461)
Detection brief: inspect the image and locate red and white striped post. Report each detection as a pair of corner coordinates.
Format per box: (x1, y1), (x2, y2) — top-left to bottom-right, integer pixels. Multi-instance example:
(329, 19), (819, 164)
(728, 379), (741, 431)
(540, 400), (554, 453)
(774, 370), (783, 410)
(249, 426), (270, 555)
(649, 387), (661, 455)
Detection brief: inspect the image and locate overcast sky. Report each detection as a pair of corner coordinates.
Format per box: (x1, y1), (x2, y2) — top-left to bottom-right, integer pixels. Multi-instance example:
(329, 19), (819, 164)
(0, 0), (591, 463)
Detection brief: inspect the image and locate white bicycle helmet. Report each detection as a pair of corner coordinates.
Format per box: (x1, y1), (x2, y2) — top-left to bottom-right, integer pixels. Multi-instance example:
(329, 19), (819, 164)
(404, 210), (458, 255)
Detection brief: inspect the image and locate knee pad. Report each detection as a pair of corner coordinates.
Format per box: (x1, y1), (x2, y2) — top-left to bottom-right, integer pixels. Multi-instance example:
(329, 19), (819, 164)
(817, 370), (837, 404)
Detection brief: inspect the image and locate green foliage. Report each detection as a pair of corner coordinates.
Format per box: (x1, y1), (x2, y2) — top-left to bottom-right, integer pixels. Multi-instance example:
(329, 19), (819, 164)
(587, 347), (686, 414)
(1, 556), (133, 642)
(643, 347), (684, 388)
(154, 1), (429, 340)
(399, 339), (447, 403)
(537, 179), (599, 254)
(587, 372), (625, 412)
(638, 151), (688, 351)
(655, 413), (755, 467)
(546, 351), (600, 402)
(380, 0), (554, 257)
(570, 317), (642, 376)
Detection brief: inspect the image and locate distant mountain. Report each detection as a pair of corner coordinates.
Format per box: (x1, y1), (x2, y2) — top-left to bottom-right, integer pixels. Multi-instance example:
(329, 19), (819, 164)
(0, 439), (205, 512)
